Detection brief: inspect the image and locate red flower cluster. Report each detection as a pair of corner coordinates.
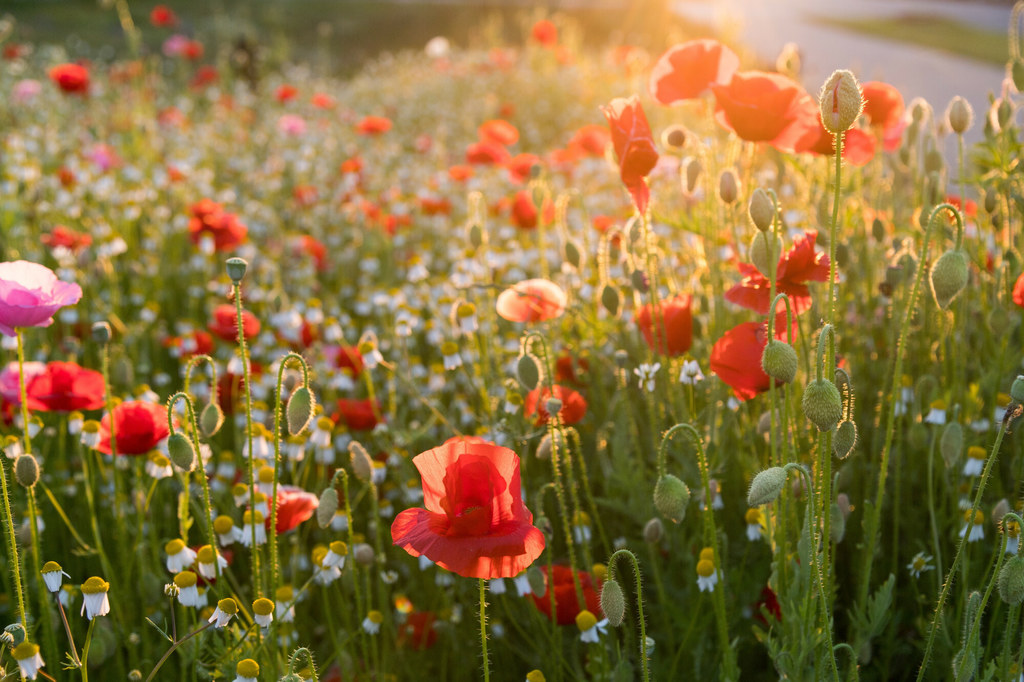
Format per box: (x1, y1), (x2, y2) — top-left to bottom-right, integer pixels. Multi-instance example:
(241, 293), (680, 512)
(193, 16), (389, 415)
(635, 294), (693, 357)
(391, 438), (545, 579)
(41, 225), (92, 253)
(602, 95), (659, 215)
(333, 398), (381, 431)
(530, 565), (602, 624)
(95, 401), (169, 455)
(49, 63), (90, 95)
(26, 361), (104, 413)
(465, 119), (519, 167)
(725, 231), (830, 316)
(187, 199), (248, 252)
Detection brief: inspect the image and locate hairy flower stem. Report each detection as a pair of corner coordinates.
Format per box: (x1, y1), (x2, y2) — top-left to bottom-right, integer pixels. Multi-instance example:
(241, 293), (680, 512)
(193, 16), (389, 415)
(231, 278), (262, 597)
(287, 648), (320, 681)
(917, 418), (1012, 680)
(55, 592), (81, 668)
(607, 549), (650, 682)
(145, 620), (214, 682)
(2, 329), (30, 629)
(479, 578), (490, 682)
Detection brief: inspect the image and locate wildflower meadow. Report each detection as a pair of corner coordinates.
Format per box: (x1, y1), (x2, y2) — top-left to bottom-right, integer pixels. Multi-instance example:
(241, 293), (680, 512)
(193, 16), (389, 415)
(2, 2), (1024, 680)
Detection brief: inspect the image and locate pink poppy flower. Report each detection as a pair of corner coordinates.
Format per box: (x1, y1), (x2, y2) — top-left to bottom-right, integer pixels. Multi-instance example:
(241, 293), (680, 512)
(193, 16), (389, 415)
(0, 261), (83, 337)
(496, 279), (567, 323)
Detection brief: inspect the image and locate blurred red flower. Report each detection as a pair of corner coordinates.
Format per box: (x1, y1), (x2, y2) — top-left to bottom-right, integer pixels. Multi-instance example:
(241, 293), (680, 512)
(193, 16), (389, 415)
(398, 611), (438, 650)
(329, 345), (365, 378)
(149, 5), (178, 27)
(466, 141), (511, 166)
(567, 124), (610, 157)
(1013, 272), (1024, 308)
(649, 39), (739, 105)
(506, 153), (540, 184)
(636, 294), (693, 356)
(478, 119), (519, 146)
(524, 384), (587, 425)
(208, 304), (261, 342)
(26, 361), (104, 412)
(275, 84), (298, 103)
(725, 231), (830, 316)
(530, 565), (602, 625)
(267, 485), (318, 534)
(531, 19), (558, 47)
(187, 199), (247, 252)
(41, 225), (92, 253)
(311, 92), (336, 109)
(356, 115), (392, 136)
(496, 279), (566, 323)
(391, 438), (545, 579)
(709, 321), (791, 401)
(333, 398), (381, 431)
(190, 65), (219, 89)
(861, 81), (904, 130)
(49, 63), (90, 95)
(601, 95), (659, 215)
(711, 71), (805, 143)
(555, 353), (589, 385)
(96, 401), (170, 455)
(510, 190), (554, 230)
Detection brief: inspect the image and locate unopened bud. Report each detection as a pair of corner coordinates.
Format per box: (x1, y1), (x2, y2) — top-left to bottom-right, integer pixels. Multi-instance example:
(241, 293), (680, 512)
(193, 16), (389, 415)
(718, 169), (739, 205)
(748, 188), (775, 232)
(939, 421), (963, 469)
(600, 283), (621, 317)
(564, 240), (582, 269)
(819, 69), (863, 134)
(349, 441), (374, 483)
(643, 517), (664, 544)
(1014, 59), (1024, 95)
(630, 268), (649, 294)
(929, 249), (968, 309)
(685, 158), (702, 193)
(761, 340), (798, 384)
(748, 467), (787, 506)
(516, 353), (542, 391)
(287, 386), (316, 436)
(830, 502), (846, 543)
(653, 474), (690, 523)
(14, 454), (39, 488)
(1010, 376), (1024, 404)
(749, 231), (782, 277)
(200, 401), (224, 437)
(802, 379), (843, 432)
(167, 432), (197, 472)
(317, 487), (338, 528)
(91, 321), (111, 345)
(661, 124), (688, 149)
(833, 420), (858, 459)
(999, 555), (1024, 605)
(225, 257), (248, 283)
(946, 96), (973, 135)
(353, 543), (375, 566)
(600, 578), (626, 627)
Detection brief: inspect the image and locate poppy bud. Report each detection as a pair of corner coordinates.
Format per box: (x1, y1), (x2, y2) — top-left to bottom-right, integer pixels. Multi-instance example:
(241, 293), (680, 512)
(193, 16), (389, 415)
(225, 257), (248, 283)
(91, 321), (112, 345)
(749, 231), (782, 278)
(600, 578), (626, 627)
(14, 454), (39, 488)
(643, 517), (664, 544)
(630, 268), (649, 294)
(545, 397), (563, 418)
(515, 353), (542, 391)
(871, 218), (886, 242)
(167, 432), (197, 472)
(984, 190), (998, 214)
(661, 124), (688, 149)
(939, 421), (963, 469)
(527, 565), (547, 597)
(992, 499), (1010, 526)
(685, 158), (702, 194)
(468, 222), (485, 249)
(653, 474), (690, 523)
(1014, 59), (1024, 94)
(748, 188), (774, 233)
(998, 555), (1024, 605)
(317, 487), (338, 528)
(997, 99), (1014, 130)
(802, 379), (843, 432)
(718, 169), (739, 205)
(747, 466), (787, 506)
(287, 386), (316, 436)
(761, 340), (798, 384)
(536, 431), (565, 461)
(349, 441), (374, 483)
(929, 249), (968, 309)
(600, 283), (621, 317)
(946, 96), (973, 135)
(830, 502), (846, 543)
(833, 420), (857, 459)
(564, 240), (582, 269)
(924, 148), (945, 175)
(353, 543), (375, 566)
(200, 401), (224, 438)
(819, 69), (863, 134)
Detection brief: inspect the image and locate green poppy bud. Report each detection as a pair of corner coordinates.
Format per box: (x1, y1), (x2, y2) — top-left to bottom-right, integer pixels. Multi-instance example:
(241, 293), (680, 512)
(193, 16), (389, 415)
(200, 401), (224, 438)
(1010, 375), (1024, 404)
(748, 188), (775, 232)
(653, 474), (690, 524)
(819, 69), (863, 134)
(287, 386), (316, 436)
(515, 353), (542, 391)
(167, 432), (197, 472)
(761, 340), (798, 384)
(833, 420), (858, 459)
(998, 555), (1024, 605)
(600, 579), (626, 627)
(718, 169), (739, 205)
(946, 96), (973, 135)
(14, 454), (39, 488)
(929, 249), (968, 309)
(802, 379), (843, 432)
(317, 487), (338, 528)
(939, 421), (963, 469)
(749, 231), (782, 277)
(748, 467), (787, 506)
(600, 283), (621, 317)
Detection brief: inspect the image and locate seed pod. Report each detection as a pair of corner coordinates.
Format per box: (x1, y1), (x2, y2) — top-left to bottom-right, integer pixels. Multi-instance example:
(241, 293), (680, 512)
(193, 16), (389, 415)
(929, 249), (968, 309)
(762, 340), (798, 384)
(600, 579), (626, 627)
(167, 432), (197, 472)
(643, 517), (664, 544)
(802, 379), (843, 432)
(653, 474), (690, 523)
(747, 467), (787, 506)
(833, 420), (857, 459)
(287, 386), (316, 436)
(225, 257), (248, 283)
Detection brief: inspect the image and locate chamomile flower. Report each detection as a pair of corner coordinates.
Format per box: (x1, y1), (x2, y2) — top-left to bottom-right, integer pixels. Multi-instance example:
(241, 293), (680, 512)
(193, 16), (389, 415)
(634, 362), (660, 392)
(41, 561), (70, 593)
(363, 609), (384, 634)
(165, 539), (197, 573)
(208, 597), (238, 628)
(924, 399), (947, 425)
(575, 609), (608, 643)
(359, 337), (384, 369)
(234, 658), (260, 682)
(678, 359), (705, 385)
(174, 571), (200, 607)
(322, 540), (348, 569)
(252, 598), (274, 628)
(309, 416), (334, 448)
(960, 509), (986, 542)
(68, 411), (84, 435)
(80, 576), (110, 619)
(240, 510), (267, 547)
(456, 302), (478, 334)
(1006, 521), (1021, 555)
(526, 671), (546, 682)
(441, 341), (462, 371)
(12, 641), (44, 680)
(80, 420), (101, 448)
(196, 545), (227, 579)
(3, 435), (22, 460)
(906, 552), (935, 578)
(963, 445), (986, 477)
(214, 515), (243, 546)
(697, 547), (719, 592)
(745, 508), (764, 541)
(275, 585), (296, 623)
(146, 451), (174, 479)
(513, 573), (533, 597)
(312, 545), (341, 585)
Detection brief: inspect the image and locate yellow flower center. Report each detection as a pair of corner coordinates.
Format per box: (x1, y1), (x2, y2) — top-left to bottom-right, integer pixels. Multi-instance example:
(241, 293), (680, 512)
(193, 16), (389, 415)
(575, 609), (597, 631)
(236, 659), (260, 677)
(697, 559), (715, 578)
(81, 576), (110, 594)
(253, 598), (274, 616)
(173, 571), (197, 589)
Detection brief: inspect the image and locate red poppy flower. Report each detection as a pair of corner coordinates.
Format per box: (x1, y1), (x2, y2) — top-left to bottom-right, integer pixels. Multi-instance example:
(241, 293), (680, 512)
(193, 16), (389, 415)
(753, 585), (782, 625)
(275, 84), (298, 103)
(555, 353), (589, 385)
(208, 304), (261, 342)
(267, 485), (318, 534)
(725, 231), (830, 316)
(496, 279), (567, 323)
(311, 92), (336, 109)
(448, 164), (474, 182)
(530, 565), (602, 625)
(333, 398), (381, 431)
(294, 235), (327, 271)
(183, 40), (204, 60)
(190, 65), (219, 89)
(95, 401), (170, 455)
(3, 43), (26, 61)
(709, 321), (791, 401)
(601, 95), (659, 215)
(649, 39), (740, 105)
(506, 153), (540, 184)
(398, 611), (438, 650)
(567, 124), (610, 157)
(945, 195), (978, 220)
(524, 384), (587, 425)
(391, 438), (545, 579)
(782, 98), (876, 165)
(635, 294), (693, 356)
(149, 5), (178, 27)
(163, 329), (214, 359)
(861, 81), (904, 130)
(842, 128), (876, 167)
(1013, 272), (1024, 309)
(187, 199), (248, 252)
(41, 225), (92, 253)
(531, 19), (558, 47)
(48, 63), (90, 95)
(25, 361), (105, 413)
(418, 196), (452, 216)
(356, 115), (392, 136)
(329, 346), (365, 378)
(479, 119), (519, 147)
(711, 71), (806, 143)
(466, 141), (511, 166)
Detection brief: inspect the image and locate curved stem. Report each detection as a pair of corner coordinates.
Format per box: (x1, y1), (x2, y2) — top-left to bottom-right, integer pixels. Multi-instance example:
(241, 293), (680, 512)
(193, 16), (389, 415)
(144, 620), (214, 682)
(607, 549), (650, 682)
(288, 647), (320, 681)
(182, 354), (219, 405)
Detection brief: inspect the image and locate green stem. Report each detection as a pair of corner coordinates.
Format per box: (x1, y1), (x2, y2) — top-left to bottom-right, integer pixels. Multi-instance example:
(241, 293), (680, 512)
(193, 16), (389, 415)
(80, 618), (97, 682)
(479, 578), (490, 682)
(287, 647), (320, 681)
(231, 280), (261, 597)
(607, 549), (650, 682)
(144, 621), (214, 682)
(3, 330), (30, 629)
